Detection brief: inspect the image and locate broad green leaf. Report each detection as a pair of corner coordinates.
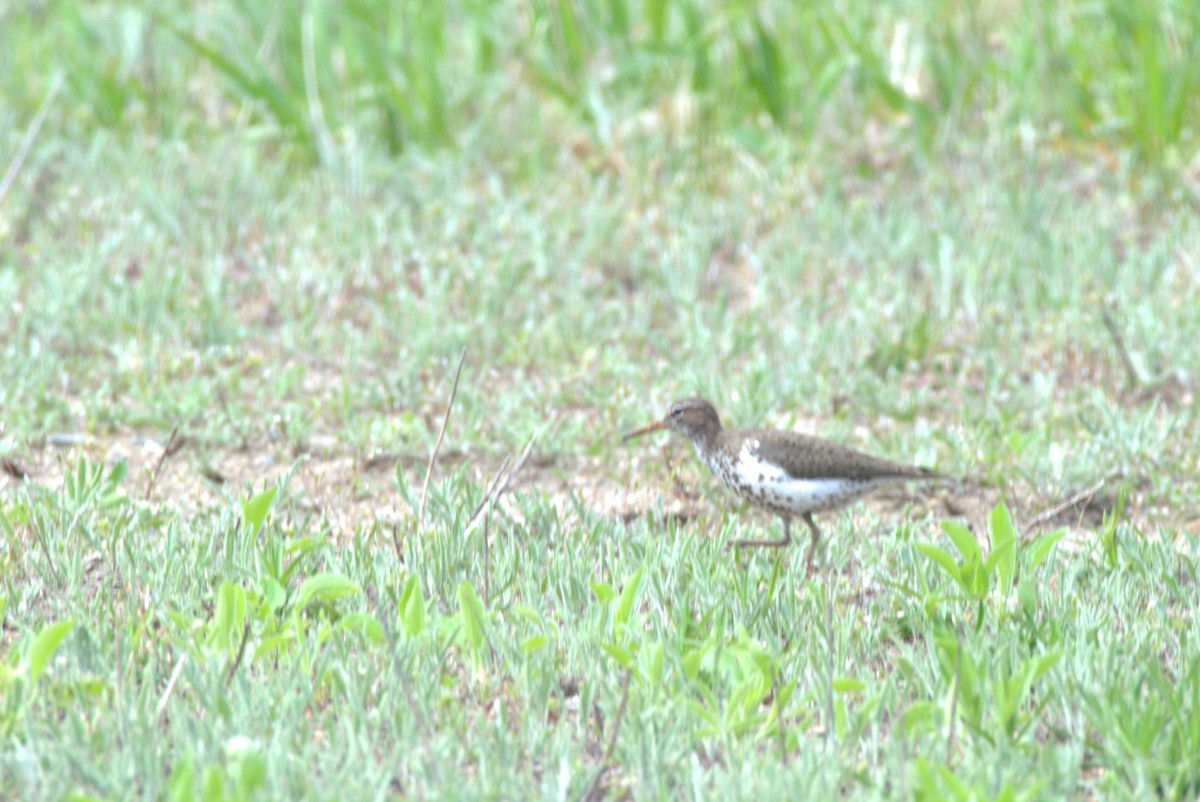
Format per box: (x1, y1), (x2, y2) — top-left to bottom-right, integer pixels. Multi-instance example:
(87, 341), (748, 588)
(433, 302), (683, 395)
(337, 612), (383, 643)
(260, 576), (287, 612)
(296, 573), (359, 611)
(511, 605), (545, 626)
(681, 648), (705, 680)
(1031, 650), (1063, 680)
(590, 581), (615, 604)
(457, 580), (486, 650)
(900, 701), (940, 734)
(600, 641), (635, 668)
(966, 558), (989, 601)
(0, 502), (30, 534)
(1028, 528), (1066, 570)
(916, 543), (962, 586)
(284, 536), (324, 557)
(775, 678), (797, 709)
(614, 566), (644, 635)
(210, 582), (246, 651)
(988, 502), (1018, 593)
(201, 765), (224, 802)
(983, 537), (1016, 589)
(28, 620), (75, 683)
(402, 576), (426, 637)
(106, 460), (129, 490)
(941, 520), (981, 563)
(1017, 576), (1038, 614)
(684, 698), (720, 728)
(399, 574), (416, 612)
(230, 742), (266, 796)
(521, 635), (549, 654)
(167, 756), (195, 802)
(253, 633), (298, 660)
(644, 642), (664, 688)
(242, 486), (278, 534)
(833, 677), (866, 694)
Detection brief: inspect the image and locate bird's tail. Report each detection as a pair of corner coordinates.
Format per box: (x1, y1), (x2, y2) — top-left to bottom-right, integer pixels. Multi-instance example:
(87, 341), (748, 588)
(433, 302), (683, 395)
(917, 466), (952, 482)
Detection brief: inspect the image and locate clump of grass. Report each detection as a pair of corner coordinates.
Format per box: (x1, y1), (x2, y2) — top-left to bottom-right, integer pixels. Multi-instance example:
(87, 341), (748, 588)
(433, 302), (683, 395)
(5, 0), (1196, 173)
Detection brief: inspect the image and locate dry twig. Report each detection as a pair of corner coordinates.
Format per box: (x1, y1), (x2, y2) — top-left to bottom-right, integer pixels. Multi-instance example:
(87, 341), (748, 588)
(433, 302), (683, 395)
(216, 385), (250, 451)
(223, 622), (252, 687)
(1101, 307), (1141, 390)
(467, 425), (544, 604)
(144, 426), (183, 501)
(155, 654), (187, 724)
(583, 668), (633, 802)
(0, 72), (64, 206)
(419, 347), (466, 532)
(465, 424), (544, 535)
(1025, 478), (1107, 534)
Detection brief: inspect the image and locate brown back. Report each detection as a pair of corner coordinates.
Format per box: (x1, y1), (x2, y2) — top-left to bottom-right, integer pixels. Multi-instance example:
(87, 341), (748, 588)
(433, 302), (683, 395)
(732, 428), (942, 481)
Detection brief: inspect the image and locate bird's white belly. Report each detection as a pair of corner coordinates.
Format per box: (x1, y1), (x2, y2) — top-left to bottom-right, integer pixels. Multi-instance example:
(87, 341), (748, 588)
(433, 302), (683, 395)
(699, 440), (880, 514)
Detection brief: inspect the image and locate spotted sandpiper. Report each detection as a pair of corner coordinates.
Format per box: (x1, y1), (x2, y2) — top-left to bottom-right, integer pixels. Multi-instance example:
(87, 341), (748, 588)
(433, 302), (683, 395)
(624, 398), (944, 573)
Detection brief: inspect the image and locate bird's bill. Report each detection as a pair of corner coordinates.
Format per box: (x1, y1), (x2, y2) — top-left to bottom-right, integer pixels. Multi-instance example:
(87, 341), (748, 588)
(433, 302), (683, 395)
(621, 419), (667, 442)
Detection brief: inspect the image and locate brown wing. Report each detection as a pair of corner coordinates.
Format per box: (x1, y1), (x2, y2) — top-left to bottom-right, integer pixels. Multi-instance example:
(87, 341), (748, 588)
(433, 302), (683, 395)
(743, 428), (941, 481)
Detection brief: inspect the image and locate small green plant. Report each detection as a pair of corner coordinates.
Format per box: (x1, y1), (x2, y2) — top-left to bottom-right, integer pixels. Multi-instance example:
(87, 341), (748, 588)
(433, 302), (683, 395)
(1082, 657), (1200, 800)
(241, 485), (277, 539)
(905, 625), (1062, 752)
(593, 565), (645, 674)
(1, 619), (75, 737)
(913, 756), (1046, 802)
(456, 578), (487, 652)
(166, 738), (267, 802)
(1098, 485), (1128, 569)
(398, 574), (427, 638)
(681, 622), (794, 743)
(918, 502), (1064, 628)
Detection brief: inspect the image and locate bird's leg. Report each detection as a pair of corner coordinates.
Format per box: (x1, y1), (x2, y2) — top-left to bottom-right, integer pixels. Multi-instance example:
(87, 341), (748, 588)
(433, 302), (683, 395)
(727, 516), (793, 550)
(801, 512), (822, 575)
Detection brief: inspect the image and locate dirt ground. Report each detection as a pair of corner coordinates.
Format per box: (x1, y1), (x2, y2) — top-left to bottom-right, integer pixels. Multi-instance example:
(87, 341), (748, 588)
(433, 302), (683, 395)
(6, 425), (1187, 558)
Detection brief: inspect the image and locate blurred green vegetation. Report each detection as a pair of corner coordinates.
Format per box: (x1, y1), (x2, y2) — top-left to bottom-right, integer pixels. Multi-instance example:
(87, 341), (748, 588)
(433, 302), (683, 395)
(2, 2), (1199, 800)
(2, 0), (1198, 170)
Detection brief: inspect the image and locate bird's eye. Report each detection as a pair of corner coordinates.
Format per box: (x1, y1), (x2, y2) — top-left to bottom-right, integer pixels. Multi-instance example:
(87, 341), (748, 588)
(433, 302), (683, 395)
(670, 407), (683, 419)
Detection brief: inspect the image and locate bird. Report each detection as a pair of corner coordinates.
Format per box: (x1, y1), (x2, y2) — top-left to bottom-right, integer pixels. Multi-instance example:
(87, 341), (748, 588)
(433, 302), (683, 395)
(623, 397), (944, 573)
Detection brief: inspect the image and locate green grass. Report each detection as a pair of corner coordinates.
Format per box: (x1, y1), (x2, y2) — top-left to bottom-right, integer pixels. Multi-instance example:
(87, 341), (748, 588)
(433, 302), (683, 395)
(2, 0), (1199, 800)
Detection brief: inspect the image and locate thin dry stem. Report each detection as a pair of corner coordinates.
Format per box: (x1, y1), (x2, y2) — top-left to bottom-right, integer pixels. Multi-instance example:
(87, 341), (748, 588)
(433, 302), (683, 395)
(224, 622), (252, 688)
(1025, 478), (1106, 533)
(0, 72), (64, 205)
(144, 426), (183, 501)
(419, 347), (466, 532)
(584, 667), (633, 801)
(465, 428), (543, 533)
(216, 385), (250, 451)
(156, 654), (187, 723)
(1101, 307), (1141, 390)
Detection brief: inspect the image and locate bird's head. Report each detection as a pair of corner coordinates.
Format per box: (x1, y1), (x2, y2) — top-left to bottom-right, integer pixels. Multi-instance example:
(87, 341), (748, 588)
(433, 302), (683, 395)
(623, 397), (722, 446)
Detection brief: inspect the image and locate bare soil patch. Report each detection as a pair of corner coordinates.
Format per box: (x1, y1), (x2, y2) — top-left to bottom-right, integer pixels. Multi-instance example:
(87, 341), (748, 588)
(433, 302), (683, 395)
(2, 428), (1176, 558)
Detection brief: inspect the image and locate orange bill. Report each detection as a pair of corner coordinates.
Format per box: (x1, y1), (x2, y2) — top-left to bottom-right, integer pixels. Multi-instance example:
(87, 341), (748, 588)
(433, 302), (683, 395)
(621, 419), (667, 442)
